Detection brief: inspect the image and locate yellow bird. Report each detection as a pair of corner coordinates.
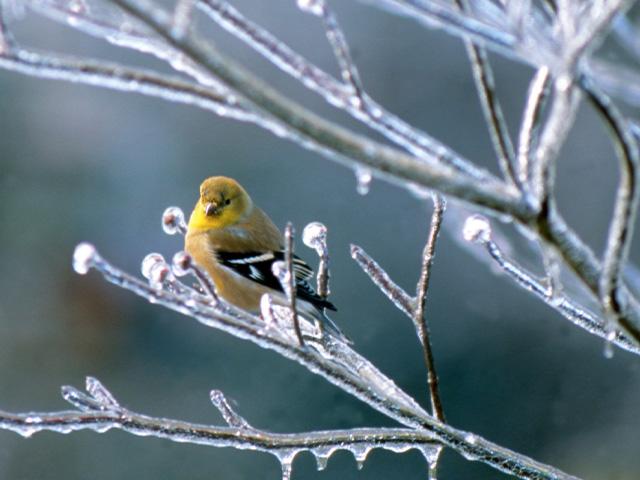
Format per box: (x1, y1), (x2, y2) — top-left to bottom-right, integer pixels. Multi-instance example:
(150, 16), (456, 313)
(185, 176), (345, 339)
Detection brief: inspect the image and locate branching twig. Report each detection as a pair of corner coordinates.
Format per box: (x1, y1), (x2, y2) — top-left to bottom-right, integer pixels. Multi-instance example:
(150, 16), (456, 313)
(414, 195), (446, 422)
(283, 223), (304, 347)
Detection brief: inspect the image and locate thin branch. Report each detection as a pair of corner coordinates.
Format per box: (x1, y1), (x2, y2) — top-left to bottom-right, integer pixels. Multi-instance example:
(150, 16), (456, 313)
(414, 195), (446, 422)
(518, 67), (551, 187)
(582, 78), (640, 324)
(350, 244), (414, 317)
(454, 0), (519, 188)
(284, 222), (304, 347)
(463, 215), (640, 356)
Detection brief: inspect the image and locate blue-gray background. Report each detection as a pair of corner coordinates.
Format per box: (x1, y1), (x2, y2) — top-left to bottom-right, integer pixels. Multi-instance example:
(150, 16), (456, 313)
(0, 2), (639, 479)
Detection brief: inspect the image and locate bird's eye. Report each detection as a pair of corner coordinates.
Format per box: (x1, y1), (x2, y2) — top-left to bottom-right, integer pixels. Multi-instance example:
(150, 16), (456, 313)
(224, 198), (231, 205)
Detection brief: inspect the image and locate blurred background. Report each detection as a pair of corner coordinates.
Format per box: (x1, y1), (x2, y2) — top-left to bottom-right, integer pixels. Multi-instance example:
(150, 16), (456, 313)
(0, 1), (639, 479)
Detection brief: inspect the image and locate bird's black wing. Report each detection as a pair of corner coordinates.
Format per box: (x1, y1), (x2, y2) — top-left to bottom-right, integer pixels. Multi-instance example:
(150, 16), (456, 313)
(216, 250), (336, 311)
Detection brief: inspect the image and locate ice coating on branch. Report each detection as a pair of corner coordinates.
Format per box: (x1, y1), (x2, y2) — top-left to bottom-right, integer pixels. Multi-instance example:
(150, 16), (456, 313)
(260, 293), (277, 328)
(162, 206), (187, 235)
(209, 390), (252, 429)
(296, 0), (323, 16)
(73, 242), (97, 274)
(462, 214), (492, 244)
(85, 376), (119, 409)
(355, 167), (372, 195)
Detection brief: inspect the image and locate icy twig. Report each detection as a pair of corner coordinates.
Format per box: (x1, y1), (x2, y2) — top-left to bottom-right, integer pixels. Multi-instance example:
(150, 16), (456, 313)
(197, 0), (489, 178)
(350, 244), (414, 317)
(582, 78), (640, 330)
(172, 0), (196, 38)
(414, 195), (446, 422)
(209, 390), (253, 430)
(531, 76), (581, 207)
(517, 67), (551, 187)
(172, 251), (219, 304)
(462, 215), (640, 356)
(0, 47), (254, 121)
(454, 0), (519, 188)
(304, 0), (365, 104)
(284, 223), (304, 347)
(303, 222), (330, 299)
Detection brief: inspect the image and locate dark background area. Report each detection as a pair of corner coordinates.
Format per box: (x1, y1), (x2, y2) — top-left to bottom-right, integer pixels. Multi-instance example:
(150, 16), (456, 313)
(0, 2), (639, 479)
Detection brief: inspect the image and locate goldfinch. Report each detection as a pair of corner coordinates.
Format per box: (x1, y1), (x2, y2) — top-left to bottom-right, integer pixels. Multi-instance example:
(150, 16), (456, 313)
(185, 176), (345, 340)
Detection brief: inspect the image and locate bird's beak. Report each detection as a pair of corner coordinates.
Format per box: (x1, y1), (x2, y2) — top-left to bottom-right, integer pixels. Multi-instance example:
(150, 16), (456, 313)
(204, 202), (219, 216)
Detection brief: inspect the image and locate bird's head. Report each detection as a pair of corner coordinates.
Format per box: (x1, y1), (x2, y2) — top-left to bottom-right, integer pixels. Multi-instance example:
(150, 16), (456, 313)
(188, 176), (253, 231)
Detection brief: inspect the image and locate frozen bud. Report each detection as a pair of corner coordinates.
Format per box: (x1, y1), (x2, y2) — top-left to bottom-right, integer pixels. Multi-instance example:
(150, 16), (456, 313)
(172, 251), (192, 277)
(463, 215), (491, 244)
(162, 206), (186, 235)
(303, 222), (327, 252)
(271, 261), (289, 282)
(141, 253), (166, 279)
(297, 0), (324, 16)
(73, 243), (97, 275)
(149, 262), (173, 290)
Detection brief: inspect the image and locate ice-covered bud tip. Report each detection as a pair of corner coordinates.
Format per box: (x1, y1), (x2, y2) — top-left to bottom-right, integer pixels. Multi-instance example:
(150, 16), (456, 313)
(303, 222), (327, 253)
(149, 262), (173, 290)
(172, 251), (192, 277)
(463, 215), (491, 244)
(162, 206), (186, 235)
(141, 253), (165, 279)
(260, 293), (276, 326)
(297, 0), (324, 16)
(73, 242), (97, 275)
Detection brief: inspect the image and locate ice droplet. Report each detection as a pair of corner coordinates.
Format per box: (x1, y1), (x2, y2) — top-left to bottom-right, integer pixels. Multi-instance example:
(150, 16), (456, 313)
(462, 215), (491, 244)
(604, 329), (616, 359)
(141, 253), (165, 279)
(415, 444), (442, 467)
(297, 0), (324, 16)
(172, 251), (193, 277)
(162, 206), (186, 235)
(464, 433), (478, 445)
(355, 167), (372, 195)
(73, 242), (97, 274)
(302, 222), (327, 252)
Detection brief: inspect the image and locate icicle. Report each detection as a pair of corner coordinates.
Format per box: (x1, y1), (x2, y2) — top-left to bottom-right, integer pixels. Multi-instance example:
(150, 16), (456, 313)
(350, 444), (372, 470)
(462, 215), (491, 244)
(72, 242), (98, 274)
(355, 167), (372, 195)
(604, 329), (616, 359)
(415, 444), (442, 469)
(312, 446), (336, 471)
(276, 449), (300, 480)
(162, 206), (187, 235)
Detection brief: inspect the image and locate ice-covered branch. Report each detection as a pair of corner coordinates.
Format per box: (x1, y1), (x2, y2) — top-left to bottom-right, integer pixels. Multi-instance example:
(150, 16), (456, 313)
(414, 195), (446, 422)
(0, 376), (443, 476)
(582, 78), (640, 330)
(67, 209), (583, 480)
(462, 214), (640, 356)
(518, 67), (551, 187)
